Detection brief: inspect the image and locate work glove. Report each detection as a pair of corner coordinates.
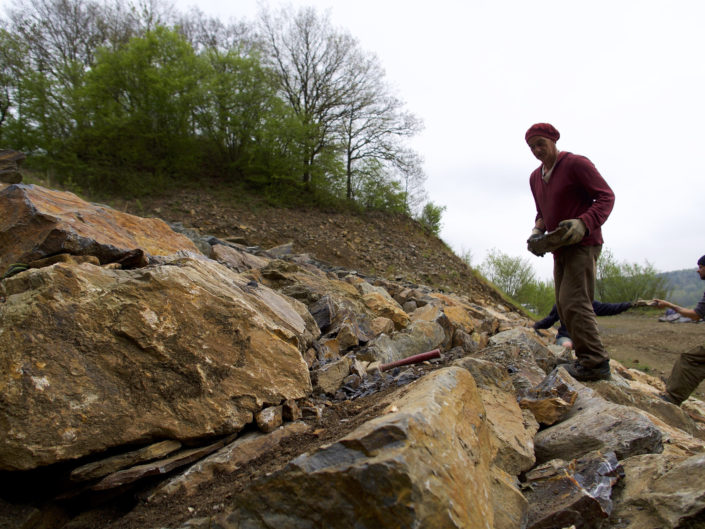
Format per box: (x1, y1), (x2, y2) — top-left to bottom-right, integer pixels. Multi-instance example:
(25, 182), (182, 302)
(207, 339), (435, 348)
(558, 218), (586, 245)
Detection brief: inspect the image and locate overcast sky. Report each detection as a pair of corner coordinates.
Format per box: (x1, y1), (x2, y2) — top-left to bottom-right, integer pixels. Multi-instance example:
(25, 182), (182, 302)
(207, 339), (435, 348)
(175, 0), (704, 280)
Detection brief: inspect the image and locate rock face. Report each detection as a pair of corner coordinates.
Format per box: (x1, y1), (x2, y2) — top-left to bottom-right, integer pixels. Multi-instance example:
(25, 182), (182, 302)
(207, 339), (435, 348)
(0, 253), (315, 471)
(2, 184), (705, 529)
(203, 368), (498, 529)
(0, 184), (199, 273)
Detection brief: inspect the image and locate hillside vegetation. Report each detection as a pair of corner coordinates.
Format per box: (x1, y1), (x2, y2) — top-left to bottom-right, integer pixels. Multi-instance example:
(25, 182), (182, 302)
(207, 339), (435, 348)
(661, 268), (704, 306)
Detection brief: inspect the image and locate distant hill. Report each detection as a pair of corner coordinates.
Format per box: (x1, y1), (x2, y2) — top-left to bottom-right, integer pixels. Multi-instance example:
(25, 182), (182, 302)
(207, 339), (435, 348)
(660, 268), (704, 306)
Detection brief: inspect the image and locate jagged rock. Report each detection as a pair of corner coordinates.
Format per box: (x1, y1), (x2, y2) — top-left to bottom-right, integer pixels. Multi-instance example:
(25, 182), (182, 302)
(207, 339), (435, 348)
(590, 361), (705, 441)
(91, 433), (238, 491)
(489, 326), (560, 374)
(454, 357), (537, 474)
(409, 303), (454, 349)
(0, 184), (200, 274)
(609, 451), (705, 528)
(0, 257), (314, 470)
(519, 367), (579, 425)
(70, 440), (182, 482)
(363, 320), (446, 365)
(280, 400), (300, 422)
(491, 467), (529, 529)
(262, 241), (293, 258)
(312, 356), (352, 395)
(524, 450), (623, 529)
(149, 422), (311, 500)
(0, 149), (24, 183)
(534, 377), (664, 463)
(475, 342), (551, 398)
(183, 367), (498, 529)
(369, 316), (395, 336)
(211, 243), (270, 272)
(362, 290), (410, 330)
(255, 405), (283, 433)
(452, 328), (487, 353)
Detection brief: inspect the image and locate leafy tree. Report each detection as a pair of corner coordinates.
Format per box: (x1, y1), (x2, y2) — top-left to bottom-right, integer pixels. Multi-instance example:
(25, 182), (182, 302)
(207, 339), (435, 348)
(480, 249), (536, 299)
(77, 26), (203, 192)
(516, 278), (555, 316)
(479, 249), (555, 314)
(596, 248), (670, 302)
(193, 48), (286, 179)
(417, 202), (446, 236)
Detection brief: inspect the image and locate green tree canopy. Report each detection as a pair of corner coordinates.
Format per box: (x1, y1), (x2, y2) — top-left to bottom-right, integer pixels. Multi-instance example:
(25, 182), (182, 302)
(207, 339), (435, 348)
(596, 248), (670, 303)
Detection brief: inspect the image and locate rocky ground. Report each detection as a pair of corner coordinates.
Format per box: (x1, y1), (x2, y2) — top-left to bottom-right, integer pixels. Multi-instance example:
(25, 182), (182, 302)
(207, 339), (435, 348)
(14, 176), (705, 529)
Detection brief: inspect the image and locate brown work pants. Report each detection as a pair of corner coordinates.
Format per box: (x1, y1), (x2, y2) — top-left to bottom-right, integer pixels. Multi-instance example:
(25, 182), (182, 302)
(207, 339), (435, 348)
(554, 244), (609, 367)
(666, 344), (705, 404)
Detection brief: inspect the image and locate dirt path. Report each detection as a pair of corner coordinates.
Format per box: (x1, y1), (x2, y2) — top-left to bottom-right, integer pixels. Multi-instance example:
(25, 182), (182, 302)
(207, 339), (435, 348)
(598, 312), (705, 398)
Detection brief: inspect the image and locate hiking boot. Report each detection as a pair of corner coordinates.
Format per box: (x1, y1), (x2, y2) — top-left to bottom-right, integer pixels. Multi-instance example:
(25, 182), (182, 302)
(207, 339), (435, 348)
(527, 226), (568, 256)
(560, 360), (611, 381)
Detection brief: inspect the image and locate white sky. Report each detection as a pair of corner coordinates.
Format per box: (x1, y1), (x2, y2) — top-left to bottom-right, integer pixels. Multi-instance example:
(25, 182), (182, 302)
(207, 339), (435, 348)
(174, 0), (704, 280)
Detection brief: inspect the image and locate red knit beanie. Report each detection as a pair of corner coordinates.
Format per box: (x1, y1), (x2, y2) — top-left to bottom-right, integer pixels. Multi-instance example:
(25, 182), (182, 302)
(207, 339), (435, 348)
(525, 123), (560, 143)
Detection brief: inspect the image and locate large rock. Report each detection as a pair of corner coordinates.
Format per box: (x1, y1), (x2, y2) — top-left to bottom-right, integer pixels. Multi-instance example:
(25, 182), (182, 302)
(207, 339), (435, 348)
(190, 367), (497, 529)
(0, 257), (315, 470)
(454, 357), (537, 474)
(534, 375), (664, 463)
(0, 184), (199, 273)
(610, 451), (705, 528)
(363, 320), (447, 365)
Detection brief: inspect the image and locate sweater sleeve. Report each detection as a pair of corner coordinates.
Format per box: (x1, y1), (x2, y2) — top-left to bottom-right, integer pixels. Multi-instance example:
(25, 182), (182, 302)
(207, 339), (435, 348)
(592, 300), (632, 316)
(534, 304), (559, 329)
(571, 156), (615, 234)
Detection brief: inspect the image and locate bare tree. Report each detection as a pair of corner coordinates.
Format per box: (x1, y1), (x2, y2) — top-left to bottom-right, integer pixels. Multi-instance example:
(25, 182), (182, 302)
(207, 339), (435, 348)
(337, 50), (425, 209)
(257, 6), (360, 185)
(173, 6), (254, 54)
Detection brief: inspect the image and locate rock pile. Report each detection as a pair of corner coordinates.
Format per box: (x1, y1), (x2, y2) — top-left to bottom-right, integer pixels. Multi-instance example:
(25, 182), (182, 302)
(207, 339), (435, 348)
(1, 182), (704, 529)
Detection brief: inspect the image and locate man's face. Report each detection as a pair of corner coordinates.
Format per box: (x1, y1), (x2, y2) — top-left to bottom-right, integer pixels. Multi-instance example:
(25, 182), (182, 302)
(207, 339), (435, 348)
(698, 264), (705, 280)
(527, 136), (558, 164)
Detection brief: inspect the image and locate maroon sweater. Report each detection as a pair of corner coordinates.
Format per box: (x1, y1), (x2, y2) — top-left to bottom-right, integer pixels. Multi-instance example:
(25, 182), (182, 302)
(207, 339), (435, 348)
(530, 151), (615, 247)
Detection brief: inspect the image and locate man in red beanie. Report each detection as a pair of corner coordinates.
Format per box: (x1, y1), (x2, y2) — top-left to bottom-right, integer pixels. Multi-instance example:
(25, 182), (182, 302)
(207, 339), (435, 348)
(525, 123), (615, 381)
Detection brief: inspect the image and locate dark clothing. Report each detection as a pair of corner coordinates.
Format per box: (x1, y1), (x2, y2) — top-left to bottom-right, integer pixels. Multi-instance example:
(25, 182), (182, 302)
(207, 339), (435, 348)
(695, 290), (705, 319)
(666, 290), (705, 404)
(534, 300), (633, 339)
(554, 245), (607, 366)
(666, 345), (705, 405)
(529, 150), (614, 368)
(529, 151), (615, 248)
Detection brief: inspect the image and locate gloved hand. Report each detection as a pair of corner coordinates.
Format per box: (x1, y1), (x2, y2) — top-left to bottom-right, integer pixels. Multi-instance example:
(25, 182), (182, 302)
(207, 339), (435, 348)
(558, 218), (586, 245)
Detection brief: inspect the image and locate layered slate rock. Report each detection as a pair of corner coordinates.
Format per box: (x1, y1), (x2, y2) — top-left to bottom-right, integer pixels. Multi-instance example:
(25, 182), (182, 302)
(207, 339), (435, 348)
(189, 367), (499, 529)
(454, 357), (537, 475)
(610, 451), (705, 528)
(525, 451), (624, 529)
(534, 375), (664, 463)
(0, 257), (315, 470)
(0, 184), (199, 273)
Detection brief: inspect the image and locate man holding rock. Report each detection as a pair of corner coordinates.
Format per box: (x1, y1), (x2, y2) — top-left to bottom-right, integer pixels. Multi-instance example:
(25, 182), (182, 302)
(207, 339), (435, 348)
(525, 123), (615, 381)
(654, 255), (705, 405)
